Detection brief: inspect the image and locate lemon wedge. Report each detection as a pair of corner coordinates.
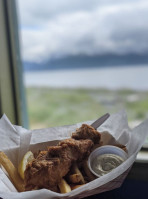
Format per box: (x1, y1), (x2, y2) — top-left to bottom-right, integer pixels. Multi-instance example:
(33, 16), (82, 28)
(18, 151), (34, 180)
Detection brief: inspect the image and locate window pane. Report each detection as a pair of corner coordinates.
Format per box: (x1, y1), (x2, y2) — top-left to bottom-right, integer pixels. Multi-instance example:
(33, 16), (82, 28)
(16, 0), (148, 147)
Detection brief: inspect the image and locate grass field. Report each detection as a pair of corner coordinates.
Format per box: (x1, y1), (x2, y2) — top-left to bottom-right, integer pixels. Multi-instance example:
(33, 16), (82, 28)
(26, 87), (148, 129)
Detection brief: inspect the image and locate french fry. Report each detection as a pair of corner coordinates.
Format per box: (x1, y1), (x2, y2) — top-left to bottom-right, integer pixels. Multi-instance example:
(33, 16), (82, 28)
(70, 184), (84, 190)
(58, 178), (71, 193)
(0, 151), (24, 192)
(71, 163), (85, 184)
(68, 173), (82, 184)
(82, 160), (96, 181)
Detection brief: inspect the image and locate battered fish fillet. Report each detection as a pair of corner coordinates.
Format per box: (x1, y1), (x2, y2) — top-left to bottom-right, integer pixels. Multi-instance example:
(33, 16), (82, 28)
(72, 124), (101, 144)
(24, 124), (101, 191)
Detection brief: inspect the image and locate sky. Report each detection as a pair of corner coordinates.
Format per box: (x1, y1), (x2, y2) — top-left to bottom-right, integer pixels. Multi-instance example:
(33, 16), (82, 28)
(17, 0), (148, 63)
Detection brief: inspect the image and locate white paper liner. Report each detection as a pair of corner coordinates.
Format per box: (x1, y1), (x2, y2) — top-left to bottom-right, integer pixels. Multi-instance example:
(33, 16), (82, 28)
(0, 111), (148, 199)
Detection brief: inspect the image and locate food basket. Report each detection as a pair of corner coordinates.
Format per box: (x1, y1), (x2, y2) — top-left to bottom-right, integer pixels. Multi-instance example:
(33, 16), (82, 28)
(0, 111), (148, 199)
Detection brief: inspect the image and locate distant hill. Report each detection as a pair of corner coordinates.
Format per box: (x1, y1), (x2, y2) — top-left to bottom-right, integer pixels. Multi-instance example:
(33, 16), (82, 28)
(23, 54), (148, 71)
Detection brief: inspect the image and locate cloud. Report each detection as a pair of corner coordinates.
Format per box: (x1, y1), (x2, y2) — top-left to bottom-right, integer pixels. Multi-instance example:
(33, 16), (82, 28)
(17, 0), (148, 62)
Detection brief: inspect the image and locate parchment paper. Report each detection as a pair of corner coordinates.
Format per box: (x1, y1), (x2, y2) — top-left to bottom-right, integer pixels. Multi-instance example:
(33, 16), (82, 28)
(0, 111), (148, 199)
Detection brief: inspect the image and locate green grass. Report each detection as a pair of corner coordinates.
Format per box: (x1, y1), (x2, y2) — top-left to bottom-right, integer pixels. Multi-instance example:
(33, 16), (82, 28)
(26, 87), (148, 129)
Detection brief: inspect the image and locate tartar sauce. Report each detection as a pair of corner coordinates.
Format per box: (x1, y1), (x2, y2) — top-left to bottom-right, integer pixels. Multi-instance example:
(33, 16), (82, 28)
(92, 154), (124, 177)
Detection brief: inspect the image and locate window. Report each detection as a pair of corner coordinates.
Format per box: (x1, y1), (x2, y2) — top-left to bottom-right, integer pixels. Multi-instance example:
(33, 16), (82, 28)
(16, 0), (148, 147)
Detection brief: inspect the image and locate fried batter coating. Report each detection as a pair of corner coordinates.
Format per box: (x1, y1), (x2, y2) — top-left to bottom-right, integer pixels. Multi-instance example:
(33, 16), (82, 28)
(25, 124), (101, 191)
(72, 124), (101, 144)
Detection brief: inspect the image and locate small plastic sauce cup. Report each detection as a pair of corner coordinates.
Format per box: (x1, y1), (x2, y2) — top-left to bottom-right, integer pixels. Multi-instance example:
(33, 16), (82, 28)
(88, 145), (128, 177)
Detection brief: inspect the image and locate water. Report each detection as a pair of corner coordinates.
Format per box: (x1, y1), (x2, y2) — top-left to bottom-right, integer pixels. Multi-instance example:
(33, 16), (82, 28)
(24, 65), (148, 90)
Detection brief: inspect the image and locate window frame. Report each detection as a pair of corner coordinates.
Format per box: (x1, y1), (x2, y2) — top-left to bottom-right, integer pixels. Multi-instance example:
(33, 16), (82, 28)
(0, 0), (28, 127)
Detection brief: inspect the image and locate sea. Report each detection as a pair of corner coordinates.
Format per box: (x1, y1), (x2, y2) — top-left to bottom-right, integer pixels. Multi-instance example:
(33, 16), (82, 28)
(24, 64), (148, 91)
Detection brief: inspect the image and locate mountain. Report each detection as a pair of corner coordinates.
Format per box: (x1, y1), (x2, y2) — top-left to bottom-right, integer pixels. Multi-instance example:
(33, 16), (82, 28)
(23, 54), (148, 71)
